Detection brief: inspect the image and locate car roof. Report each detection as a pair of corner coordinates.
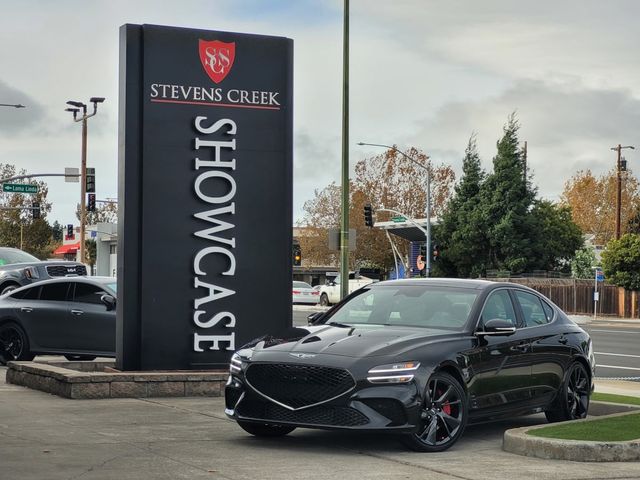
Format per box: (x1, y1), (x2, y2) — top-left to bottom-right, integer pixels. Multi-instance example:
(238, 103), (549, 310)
(370, 278), (512, 290)
(9, 276), (116, 293)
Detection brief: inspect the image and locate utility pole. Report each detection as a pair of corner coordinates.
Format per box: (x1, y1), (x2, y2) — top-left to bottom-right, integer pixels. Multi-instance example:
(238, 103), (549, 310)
(65, 97), (105, 265)
(339, 0), (350, 300)
(611, 144), (635, 239)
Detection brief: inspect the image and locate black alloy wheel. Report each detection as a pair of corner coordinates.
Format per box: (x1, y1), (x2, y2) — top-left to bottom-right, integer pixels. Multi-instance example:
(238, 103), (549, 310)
(545, 361), (590, 422)
(0, 284), (19, 296)
(319, 293), (330, 307)
(402, 372), (467, 452)
(0, 323), (34, 365)
(237, 420), (296, 437)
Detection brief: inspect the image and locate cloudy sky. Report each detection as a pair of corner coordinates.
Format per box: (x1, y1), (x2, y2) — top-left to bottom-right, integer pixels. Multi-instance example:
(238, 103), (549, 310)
(1, 0), (639, 226)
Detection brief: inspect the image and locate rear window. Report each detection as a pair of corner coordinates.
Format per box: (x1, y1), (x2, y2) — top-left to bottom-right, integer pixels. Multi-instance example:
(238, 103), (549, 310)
(0, 249), (40, 265)
(40, 283), (70, 301)
(293, 281), (312, 289)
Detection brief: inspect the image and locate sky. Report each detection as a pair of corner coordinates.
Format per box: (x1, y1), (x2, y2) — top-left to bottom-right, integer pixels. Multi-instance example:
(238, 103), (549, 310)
(1, 0), (639, 226)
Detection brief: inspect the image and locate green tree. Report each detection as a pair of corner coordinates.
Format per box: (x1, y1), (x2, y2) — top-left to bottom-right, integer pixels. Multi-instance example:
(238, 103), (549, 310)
(529, 201), (583, 272)
(601, 234), (640, 290)
(480, 113), (537, 273)
(75, 199), (118, 225)
(571, 246), (597, 279)
(51, 220), (63, 243)
(437, 134), (487, 277)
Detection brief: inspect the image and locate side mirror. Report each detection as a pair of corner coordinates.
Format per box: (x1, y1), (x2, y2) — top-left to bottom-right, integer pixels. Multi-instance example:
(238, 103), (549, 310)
(307, 312), (325, 325)
(101, 294), (116, 311)
(477, 318), (516, 336)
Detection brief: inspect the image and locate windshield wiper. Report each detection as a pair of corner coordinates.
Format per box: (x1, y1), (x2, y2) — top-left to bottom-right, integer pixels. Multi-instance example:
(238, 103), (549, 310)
(326, 321), (353, 328)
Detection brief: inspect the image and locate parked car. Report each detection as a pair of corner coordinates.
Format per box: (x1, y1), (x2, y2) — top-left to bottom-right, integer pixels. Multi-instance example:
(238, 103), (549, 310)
(0, 247), (87, 295)
(0, 276), (116, 364)
(292, 281), (320, 305)
(225, 278), (594, 452)
(317, 272), (374, 306)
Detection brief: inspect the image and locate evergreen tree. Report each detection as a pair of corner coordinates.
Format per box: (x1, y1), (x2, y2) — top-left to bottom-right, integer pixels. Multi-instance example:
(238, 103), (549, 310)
(480, 113), (536, 273)
(437, 133), (487, 277)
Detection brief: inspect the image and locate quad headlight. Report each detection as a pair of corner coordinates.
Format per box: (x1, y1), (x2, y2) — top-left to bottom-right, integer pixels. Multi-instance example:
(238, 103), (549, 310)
(367, 361), (420, 384)
(229, 353), (243, 374)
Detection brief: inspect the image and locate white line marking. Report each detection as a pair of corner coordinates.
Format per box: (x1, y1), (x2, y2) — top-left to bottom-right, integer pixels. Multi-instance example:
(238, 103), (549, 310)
(597, 364), (640, 371)
(591, 329), (640, 334)
(595, 352), (640, 359)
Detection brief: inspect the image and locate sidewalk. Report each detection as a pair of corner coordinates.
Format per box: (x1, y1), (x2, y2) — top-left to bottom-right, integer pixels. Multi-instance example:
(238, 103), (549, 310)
(595, 378), (640, 396)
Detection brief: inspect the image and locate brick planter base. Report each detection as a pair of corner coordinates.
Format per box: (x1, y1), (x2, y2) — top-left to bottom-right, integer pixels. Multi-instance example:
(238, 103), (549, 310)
(6, 360), (228, 399)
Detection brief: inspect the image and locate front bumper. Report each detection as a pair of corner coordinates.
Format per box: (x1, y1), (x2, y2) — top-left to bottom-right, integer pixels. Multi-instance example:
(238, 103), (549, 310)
(225, 372), (423, 433)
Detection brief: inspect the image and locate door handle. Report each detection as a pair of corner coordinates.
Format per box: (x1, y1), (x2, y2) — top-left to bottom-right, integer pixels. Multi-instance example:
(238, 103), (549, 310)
(20, 307), (33, 313)
(512, 343), (529, 353)
(71, 310), (84, 316)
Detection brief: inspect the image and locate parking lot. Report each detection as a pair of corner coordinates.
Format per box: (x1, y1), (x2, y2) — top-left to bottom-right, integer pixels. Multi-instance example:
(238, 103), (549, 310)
(1, 366), (639, 480)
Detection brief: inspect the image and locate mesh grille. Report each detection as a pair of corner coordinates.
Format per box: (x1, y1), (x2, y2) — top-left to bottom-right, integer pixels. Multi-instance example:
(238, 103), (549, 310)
(245, 363), (355, 409)
(46, 264), (87, 277)
(225, 388), (242, 410)
(238, 399), (369, 427)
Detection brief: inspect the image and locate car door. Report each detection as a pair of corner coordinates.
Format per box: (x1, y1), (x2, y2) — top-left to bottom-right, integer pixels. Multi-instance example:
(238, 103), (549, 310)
(22, 282), (72, 350)
(513, 289), (568, 407)
(68, 282), (115, 354)
(465, 288), (533, 416)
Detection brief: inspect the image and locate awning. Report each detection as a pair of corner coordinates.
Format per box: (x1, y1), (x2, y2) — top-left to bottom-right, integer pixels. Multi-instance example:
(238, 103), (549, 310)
(53, 243), (80, 255)
(373, 218), (439, 242)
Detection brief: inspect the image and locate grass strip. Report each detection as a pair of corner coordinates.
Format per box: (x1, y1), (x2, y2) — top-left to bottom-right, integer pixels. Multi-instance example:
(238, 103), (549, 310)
(528, 413), (640, 442)
(592, 392), (640, 406)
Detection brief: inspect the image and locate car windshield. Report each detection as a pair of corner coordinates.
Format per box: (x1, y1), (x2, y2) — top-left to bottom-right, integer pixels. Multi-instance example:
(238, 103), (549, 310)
(293, 281), (312, 289)
(0, 249), (40, 265)
(324, 285), (479, 331)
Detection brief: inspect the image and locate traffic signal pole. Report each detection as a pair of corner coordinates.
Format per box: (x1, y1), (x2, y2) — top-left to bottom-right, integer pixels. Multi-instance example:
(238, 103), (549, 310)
(79, 117), (88, 264)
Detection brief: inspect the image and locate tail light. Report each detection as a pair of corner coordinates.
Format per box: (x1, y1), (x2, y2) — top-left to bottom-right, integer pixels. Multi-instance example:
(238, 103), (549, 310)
(311, 291), (319, 295)
(292, 290), (300, 294)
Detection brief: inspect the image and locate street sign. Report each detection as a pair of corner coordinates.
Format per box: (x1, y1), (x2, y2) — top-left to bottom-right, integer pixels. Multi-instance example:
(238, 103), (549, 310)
(597, 272), (605, 282)
(2, 183), (39, 194)
(391, 216), (406, 223)
(65, 167), (80, 182)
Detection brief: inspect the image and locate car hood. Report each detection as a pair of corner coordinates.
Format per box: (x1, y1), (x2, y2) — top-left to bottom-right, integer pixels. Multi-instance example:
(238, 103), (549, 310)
(250, 324), (462, 358)
(0, 260), (83, 271)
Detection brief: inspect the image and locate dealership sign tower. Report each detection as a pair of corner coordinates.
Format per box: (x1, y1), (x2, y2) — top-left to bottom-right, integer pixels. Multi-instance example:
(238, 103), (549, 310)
(117, 24), (293, 370)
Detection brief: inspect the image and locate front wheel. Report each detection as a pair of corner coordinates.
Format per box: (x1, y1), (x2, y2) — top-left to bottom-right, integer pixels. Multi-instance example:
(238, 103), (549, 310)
(401, 372), (467, 452)
(0, 323), (34, 365)
(0, 284), (19, 296)
(319, 293), (330, 306)
(545, 361), (590, 423)
(237, 421), (296, 437)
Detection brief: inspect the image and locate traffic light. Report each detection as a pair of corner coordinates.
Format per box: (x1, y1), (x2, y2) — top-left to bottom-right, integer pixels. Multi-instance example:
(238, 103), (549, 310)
(32, 202), (40, 220)
(67, 224), (74, 239)
(363, 203), (374, 227)
(85, 167), (95, 193)
(432, 244), (440, 261)
(87, 193), (96, 212)
(293, 246), (302, 266)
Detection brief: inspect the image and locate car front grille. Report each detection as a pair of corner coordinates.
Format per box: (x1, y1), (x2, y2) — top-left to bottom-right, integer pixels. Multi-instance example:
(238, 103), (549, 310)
(46, 264), (87, 277)
(237, 398), (369, 427)
(245, 363), (355, 410)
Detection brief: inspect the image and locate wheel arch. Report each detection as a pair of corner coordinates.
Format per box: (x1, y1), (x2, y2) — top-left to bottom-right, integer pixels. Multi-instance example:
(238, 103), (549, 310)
(0, 280), (21, 294)
(435, 362), (467, 393)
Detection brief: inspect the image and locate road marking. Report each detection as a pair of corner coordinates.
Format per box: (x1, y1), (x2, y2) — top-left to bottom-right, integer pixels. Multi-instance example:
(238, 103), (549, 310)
(591, 329), (640, 334)
(595, 352), (640, 359)
(597, 364), (640, 371)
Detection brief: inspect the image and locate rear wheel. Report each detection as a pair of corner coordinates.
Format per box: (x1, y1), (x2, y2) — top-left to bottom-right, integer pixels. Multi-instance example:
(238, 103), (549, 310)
(401, 372), (467, 452)
(0, 284), (19, 296)
(237, 421), (296, 437)
(319, 293), (330, 306)
(0, 323), (34, 365)
(545, 361), (590, 423)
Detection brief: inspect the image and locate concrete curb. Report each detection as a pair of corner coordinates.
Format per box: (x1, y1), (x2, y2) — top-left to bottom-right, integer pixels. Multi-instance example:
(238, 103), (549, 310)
(6, 360), (228, 399)
(503, 407), (640, 462)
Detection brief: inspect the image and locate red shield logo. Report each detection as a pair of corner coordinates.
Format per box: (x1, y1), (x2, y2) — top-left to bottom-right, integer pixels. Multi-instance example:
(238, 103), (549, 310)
(199, 39), (235, 84)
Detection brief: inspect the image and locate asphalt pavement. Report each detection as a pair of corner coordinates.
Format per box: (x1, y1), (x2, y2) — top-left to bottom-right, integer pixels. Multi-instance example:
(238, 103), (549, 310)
(1, 365), (640, 480)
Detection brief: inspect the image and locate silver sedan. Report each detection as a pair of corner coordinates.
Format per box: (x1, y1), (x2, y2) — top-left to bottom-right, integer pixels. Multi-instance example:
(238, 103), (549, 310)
(292, 281), (320, 305)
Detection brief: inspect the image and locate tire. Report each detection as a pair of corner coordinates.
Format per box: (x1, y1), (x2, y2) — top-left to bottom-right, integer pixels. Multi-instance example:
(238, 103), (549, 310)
(237, 421), (296, 437)
(64, 355), (97, 361)
(319, 293), (330, 307)
(0, 284), (19, 296)
(401, 371), (468, 452)
(545, 361), (590, 423)
(0, 322), (34, 365)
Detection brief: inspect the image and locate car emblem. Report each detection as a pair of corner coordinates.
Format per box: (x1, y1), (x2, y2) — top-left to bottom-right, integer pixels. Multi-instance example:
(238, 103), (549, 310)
(67, 268), (75, 272)
(289, 353), (316, 359)
(198, 39), (235, 84)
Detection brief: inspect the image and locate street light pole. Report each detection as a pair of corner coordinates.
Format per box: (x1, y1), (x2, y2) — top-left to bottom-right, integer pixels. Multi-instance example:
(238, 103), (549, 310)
(0, 103), (25, 108)
(357, 142), (432, 276)
(65, 97), (104, 265)
(610, 144), (635, 240)
(339, 0), (350, 300)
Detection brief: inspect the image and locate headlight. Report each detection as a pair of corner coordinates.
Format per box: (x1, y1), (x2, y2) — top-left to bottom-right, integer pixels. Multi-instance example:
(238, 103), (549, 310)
(229, 353), (243, 374)
(367, 361), (420, 384)
(24, 266), (39, 280)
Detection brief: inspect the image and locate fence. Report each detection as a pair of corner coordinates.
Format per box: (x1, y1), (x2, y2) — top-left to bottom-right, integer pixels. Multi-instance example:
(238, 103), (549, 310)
(487, 278), (638, 318)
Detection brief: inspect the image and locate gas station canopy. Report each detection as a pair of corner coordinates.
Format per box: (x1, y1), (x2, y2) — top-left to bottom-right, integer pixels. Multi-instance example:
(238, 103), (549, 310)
(373, 218), (438, 242)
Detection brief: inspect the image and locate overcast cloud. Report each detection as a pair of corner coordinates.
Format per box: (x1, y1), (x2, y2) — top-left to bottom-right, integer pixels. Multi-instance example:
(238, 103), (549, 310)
(0, 0), (638, 224)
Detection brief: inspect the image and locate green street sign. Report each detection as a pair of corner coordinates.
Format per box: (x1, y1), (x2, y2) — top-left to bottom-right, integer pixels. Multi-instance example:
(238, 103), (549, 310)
(391, 216), (406, 223)
(2, 183), (39, 194)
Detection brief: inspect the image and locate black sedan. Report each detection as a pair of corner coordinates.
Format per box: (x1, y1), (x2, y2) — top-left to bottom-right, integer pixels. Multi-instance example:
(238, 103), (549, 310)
(0, 277), (116, 364)
(225, 279), (594, 452)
